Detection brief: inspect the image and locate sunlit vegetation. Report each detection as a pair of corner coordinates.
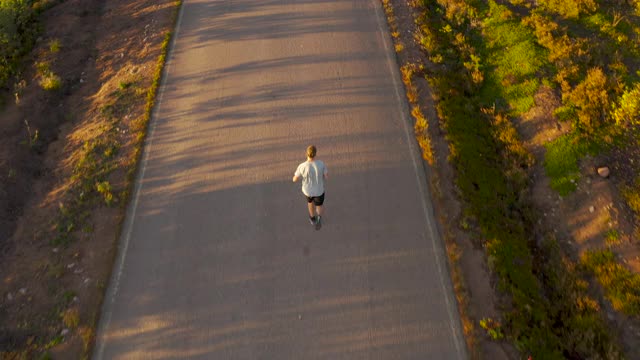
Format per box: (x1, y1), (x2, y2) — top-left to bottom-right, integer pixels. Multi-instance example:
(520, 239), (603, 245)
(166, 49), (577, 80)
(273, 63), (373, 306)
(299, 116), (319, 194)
(411, 0), (638, 356)
(582, 249), (640, 316)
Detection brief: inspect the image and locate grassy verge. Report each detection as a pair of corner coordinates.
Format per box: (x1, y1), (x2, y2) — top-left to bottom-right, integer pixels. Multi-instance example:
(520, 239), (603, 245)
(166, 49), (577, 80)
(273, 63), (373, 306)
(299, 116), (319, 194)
(412, 0), (622, 357)
(50, 78), (140, 246)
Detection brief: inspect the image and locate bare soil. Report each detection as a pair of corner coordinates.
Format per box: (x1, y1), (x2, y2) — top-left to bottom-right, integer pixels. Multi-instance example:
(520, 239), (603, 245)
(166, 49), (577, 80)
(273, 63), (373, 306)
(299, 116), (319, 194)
(0, 0), (176, 358)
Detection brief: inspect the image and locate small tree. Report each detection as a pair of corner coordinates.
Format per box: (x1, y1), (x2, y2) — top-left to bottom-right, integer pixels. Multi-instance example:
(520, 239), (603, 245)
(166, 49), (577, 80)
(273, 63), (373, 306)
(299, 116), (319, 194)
(611, 83), (640, 128)
(566, 67), (611, 133)
(540, 0), (598, 18)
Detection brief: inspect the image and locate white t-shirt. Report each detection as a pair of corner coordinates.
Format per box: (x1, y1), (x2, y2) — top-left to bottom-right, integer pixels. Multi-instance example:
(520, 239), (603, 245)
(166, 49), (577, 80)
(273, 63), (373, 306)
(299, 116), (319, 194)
(294, 160), (327, 197)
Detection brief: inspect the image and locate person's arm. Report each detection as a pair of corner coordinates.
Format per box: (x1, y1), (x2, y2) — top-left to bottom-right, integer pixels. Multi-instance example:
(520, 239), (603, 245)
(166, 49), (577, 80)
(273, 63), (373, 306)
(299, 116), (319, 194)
(293, 165), (301, 182)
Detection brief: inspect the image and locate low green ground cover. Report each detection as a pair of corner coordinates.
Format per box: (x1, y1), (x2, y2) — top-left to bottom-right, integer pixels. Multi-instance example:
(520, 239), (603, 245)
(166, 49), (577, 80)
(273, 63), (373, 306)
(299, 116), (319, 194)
(479, 1), (545, 114)
(544, 133), (594, 195)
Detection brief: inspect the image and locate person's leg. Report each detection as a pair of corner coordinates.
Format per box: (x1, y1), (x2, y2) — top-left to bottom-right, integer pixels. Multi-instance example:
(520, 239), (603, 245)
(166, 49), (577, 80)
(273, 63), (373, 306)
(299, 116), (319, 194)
(307, 202), (316, 218)
(315, 193), (325, 218)
(306, 196), (316, 224)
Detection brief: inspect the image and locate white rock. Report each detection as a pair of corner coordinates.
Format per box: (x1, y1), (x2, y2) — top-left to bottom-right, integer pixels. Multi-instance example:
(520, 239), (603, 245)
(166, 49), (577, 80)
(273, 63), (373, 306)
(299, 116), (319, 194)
(52, 248), (59, 253)
(18, 288), (26, 295)
(67, 263), (75, 269)
(589, 206), (595, 213)
(61, 329), (70, 336)
(597, 167), (610, 178)
(7, 293), (13, 301)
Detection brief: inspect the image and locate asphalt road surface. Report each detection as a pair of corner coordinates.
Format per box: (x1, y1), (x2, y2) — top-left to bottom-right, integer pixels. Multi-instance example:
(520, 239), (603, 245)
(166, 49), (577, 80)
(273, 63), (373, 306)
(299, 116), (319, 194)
(94, 0), (467, 359)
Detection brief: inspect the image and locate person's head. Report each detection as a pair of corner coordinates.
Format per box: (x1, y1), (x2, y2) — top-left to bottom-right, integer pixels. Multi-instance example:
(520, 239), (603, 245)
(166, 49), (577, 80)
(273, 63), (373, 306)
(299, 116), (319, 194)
(306, 145), (317, 159)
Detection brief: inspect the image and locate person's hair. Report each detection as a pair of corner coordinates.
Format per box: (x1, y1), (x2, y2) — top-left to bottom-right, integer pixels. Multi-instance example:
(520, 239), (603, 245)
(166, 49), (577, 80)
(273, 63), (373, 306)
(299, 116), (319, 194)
(306, 145), (317, 158)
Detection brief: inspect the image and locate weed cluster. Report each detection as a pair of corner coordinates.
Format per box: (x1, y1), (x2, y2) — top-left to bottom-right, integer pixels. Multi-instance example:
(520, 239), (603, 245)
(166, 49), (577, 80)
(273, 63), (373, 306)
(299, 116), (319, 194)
(36, 61), (61, 91)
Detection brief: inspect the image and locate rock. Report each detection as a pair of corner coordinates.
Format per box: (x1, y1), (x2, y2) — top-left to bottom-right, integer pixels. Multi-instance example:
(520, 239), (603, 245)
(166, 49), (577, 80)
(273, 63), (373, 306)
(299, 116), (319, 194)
(67, 263), (75, 269)
(597, 167), (610, 178)
(61, 329), (70, 336)
(589, 206), (595, 213)
(18, 288), (27, 295)
(7, 293), (13, 301)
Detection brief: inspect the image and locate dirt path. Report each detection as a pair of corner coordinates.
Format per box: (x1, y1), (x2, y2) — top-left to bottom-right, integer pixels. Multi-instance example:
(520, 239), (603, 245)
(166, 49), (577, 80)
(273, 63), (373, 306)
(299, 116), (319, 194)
(93, 0), (466, 358)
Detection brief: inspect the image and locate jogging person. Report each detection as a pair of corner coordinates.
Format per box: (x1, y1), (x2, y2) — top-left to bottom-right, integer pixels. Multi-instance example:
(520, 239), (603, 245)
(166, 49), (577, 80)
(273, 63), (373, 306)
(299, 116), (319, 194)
(292, 145), (328, 228)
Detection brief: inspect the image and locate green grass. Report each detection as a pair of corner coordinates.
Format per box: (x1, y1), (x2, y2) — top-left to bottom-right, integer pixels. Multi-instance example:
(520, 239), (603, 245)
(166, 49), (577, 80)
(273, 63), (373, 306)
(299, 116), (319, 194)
(543, 133), (595, 196)
(478, 1), (546, 114)
(50, 83), (136, 246)
(582, 249), (640, 316)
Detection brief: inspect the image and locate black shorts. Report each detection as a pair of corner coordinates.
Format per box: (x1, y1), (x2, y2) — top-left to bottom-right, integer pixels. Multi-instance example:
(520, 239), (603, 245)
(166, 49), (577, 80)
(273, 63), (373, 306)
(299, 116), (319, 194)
(306, 193), (325, 206)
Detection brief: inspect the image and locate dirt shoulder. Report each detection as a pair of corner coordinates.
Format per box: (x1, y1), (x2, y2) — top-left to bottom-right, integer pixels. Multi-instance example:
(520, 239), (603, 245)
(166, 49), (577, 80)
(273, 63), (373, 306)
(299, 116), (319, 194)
(0, 0), (178, 358)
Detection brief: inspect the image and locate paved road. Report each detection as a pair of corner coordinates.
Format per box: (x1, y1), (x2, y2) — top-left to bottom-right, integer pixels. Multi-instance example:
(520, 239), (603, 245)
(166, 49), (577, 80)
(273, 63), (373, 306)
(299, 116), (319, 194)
(94, 0), (467, 359)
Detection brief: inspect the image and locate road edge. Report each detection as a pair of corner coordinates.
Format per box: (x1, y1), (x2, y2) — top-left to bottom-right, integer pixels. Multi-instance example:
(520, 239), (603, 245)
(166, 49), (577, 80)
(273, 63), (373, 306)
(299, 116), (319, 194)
(371, 0), (469, 358)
